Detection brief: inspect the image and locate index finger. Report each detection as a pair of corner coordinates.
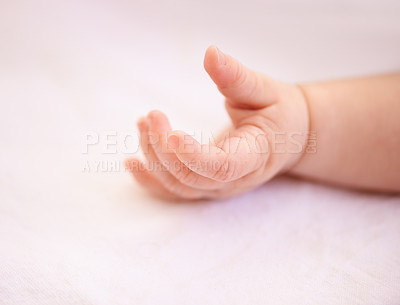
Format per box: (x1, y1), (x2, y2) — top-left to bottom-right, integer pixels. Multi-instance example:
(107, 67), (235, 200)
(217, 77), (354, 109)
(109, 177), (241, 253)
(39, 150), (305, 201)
(167, 127), (269, 182)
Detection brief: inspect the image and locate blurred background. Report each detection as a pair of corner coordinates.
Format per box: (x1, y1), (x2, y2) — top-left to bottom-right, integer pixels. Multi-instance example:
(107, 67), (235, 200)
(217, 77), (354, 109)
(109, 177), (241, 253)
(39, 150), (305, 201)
(1, 0), (400, 304)
(2, 0), (400, 133)
(1, 0), (400, 175)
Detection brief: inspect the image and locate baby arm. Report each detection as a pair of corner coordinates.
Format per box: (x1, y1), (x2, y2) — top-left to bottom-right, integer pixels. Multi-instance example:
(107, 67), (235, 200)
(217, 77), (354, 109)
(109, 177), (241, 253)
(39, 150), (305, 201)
(291, 74), (400, 192)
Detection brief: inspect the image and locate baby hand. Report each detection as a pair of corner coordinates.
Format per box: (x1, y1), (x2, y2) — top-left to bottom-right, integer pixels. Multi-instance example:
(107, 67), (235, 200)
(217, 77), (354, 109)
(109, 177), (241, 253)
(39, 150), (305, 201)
(126, 46), (309, 200)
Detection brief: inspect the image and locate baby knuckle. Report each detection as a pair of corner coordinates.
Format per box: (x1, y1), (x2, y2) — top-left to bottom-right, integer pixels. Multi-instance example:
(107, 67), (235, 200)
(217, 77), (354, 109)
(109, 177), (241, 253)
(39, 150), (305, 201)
(172, 164), (197, 185)
(179, 170), (199, 186)
(232, 64), (247, 89)
(212, 157), (236, 182)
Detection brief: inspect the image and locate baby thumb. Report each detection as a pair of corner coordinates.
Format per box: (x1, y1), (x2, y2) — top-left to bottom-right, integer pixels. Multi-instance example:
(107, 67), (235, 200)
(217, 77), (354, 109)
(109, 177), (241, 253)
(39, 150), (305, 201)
(204, 46), (276, 109)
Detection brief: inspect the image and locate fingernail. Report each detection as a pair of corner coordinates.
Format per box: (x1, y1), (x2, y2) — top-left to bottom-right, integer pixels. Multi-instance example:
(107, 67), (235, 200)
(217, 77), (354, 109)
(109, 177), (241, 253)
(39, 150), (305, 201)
(146, 116), (152, 129)
(216, 47), (227, 65)
(137, 119), (147, 133)
(167, 134), (179, 150)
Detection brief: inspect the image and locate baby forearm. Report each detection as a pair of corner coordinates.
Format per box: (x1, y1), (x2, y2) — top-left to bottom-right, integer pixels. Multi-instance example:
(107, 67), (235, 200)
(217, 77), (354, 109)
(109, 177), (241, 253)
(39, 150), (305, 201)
(290, 73), (400, 192)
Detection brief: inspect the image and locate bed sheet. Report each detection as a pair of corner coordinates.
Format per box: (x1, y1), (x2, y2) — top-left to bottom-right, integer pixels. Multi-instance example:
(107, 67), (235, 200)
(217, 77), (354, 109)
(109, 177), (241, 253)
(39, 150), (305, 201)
(1, 0), (400, 304)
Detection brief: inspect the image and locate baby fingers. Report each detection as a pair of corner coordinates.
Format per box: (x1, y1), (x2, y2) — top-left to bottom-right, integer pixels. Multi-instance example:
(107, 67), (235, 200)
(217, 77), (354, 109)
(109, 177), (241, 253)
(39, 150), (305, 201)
(135, 117), (216, 200)
(166, 129), (267, 182)
(146, 110), (226, 190)
(125, 158), (176, 200)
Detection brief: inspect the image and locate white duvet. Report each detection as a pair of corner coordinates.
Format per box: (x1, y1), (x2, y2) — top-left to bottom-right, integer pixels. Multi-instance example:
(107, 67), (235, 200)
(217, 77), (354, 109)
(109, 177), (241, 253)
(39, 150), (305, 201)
(1, 0), (399, 304)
